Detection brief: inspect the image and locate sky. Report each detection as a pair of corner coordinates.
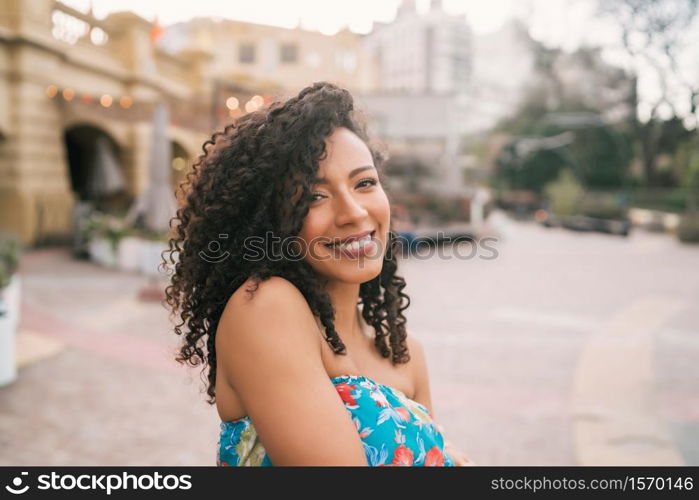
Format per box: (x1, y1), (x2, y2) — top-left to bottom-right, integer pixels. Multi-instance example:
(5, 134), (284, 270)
(62, 0), (698, 122)
(64, 0), (601, 40)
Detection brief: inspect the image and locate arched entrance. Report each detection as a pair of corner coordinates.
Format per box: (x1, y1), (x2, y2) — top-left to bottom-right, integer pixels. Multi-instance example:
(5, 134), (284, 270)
(64, 124), (130, 212)
(170, 141), (191, 194)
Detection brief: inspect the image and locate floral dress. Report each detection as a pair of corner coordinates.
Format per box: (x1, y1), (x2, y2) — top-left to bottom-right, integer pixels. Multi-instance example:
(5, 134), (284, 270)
(217, 374), (455, 466)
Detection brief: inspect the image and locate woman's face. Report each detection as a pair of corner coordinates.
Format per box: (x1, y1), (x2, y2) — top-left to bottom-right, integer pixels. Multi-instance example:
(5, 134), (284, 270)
(298, 127), (391, 284)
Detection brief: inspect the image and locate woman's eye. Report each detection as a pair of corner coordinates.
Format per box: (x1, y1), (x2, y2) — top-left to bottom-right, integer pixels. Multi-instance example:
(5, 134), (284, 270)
(357, 178), (378, 189)
(311, 193), (326, 202)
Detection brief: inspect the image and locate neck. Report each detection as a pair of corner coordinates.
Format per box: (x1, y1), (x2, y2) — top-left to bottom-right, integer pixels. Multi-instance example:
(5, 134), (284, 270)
(322, 279), (364, 341)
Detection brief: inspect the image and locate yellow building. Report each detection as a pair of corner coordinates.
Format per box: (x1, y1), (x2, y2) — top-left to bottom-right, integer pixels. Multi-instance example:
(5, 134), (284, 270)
(160, 17), (376, 98)
(0, 0), (375, 246)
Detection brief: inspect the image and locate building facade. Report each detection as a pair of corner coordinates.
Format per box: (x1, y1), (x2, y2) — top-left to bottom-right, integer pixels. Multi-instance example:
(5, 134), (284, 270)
(0, 0), (374, 246)
(159, 17), (376, 97)
(358, 0), (475, 195)
(363, 0), (471, 95)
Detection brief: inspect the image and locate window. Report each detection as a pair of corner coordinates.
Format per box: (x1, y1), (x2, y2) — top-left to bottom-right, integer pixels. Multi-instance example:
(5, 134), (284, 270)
(280, 43), (298, 63)
(335, 49), (357, 73)
(239, 43), (255, 63)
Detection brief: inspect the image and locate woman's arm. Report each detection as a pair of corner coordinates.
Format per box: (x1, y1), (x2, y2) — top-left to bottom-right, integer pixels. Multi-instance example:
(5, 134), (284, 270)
(407, 332), (476, 466)
(216, 276), (369, 466)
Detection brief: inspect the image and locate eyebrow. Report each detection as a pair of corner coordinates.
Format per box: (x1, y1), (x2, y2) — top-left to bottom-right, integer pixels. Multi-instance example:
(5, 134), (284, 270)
(312, 165), (375, 185)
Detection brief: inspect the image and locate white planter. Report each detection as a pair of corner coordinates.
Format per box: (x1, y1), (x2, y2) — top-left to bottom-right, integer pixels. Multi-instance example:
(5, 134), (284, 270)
(141, 240), (169, 276)
(0, 296), (17, 387)
(88, 237), (117, 268)
(4, 274), (20, 335)
(118, 236), (145, 272)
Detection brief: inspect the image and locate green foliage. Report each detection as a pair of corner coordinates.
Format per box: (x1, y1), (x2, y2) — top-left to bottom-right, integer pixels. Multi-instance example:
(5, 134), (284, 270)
(543, 169), (584, 216)
(83, 212), (132, 252)
(570, 127), (631, 188)
(598, 0), (698, 187)
(84, 211), (171, 247)
(629, 188), (696, 213)
(496, 144), (567, 193)
(680, 141), (699, 196)
(677, 212), (699, 243)
(0, 235), (21, 289)
(577, 192), (627, 220)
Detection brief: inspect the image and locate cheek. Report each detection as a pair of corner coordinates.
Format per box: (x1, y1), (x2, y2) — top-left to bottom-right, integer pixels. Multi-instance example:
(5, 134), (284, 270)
(299, 211), (328, 248)
(371, 190), (391, 226)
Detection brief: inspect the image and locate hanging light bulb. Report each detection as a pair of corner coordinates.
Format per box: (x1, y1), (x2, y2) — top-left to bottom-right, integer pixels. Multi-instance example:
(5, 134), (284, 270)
(119, 96), (133, 109)
(100, 94), (113, 107)
(226, 96), (239, 110)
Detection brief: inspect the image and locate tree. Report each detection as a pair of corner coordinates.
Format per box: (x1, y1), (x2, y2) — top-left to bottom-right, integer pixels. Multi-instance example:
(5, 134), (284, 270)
(599, 0), (699, 186)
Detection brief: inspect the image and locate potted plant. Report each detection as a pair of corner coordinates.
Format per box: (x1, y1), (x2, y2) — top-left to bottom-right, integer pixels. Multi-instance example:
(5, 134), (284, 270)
(117, 233), (145, 272)
(84, 212), (130, 268)
(0, 235), (21, 387)
(133, 227), (171, 276)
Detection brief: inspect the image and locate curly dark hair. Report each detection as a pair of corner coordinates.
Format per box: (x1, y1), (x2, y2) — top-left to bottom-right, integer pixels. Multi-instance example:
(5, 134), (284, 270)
(163, 81), (411, 405)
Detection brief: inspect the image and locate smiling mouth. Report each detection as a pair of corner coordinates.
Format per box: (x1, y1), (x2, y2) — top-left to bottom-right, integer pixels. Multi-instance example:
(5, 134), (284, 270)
(324, 230), (376, 251)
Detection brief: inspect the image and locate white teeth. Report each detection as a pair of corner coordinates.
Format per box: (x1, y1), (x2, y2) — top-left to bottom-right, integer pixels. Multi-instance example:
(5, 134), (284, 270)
(329, 234), (372, 250)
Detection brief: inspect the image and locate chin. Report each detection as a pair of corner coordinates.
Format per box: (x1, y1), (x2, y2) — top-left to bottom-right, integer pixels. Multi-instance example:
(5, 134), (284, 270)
(313, 258), (384, 285)
(335, 263), (383, 284)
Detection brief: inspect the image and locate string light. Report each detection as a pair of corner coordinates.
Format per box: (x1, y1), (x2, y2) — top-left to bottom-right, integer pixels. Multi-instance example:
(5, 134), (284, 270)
(100, 94), (113, 107)
(244, 99), (257, 113)
(45, 85), (263, 118)
(119, 96), (133, 109)
(225, 96), (239, 110)
(45, 84), (274, 118)
(171, 157), (186, 171)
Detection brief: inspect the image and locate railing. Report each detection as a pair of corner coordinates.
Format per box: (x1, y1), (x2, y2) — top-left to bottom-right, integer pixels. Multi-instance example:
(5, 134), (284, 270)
(51, 1), (110, 46)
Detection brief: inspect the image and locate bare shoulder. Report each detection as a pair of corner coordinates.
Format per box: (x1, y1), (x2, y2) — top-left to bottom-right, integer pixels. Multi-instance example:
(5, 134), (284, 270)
(214, 276), (368, 465)
(217, 276), (321, 363)
(225, 276), (307, 311)
(221, 276), (316, 331)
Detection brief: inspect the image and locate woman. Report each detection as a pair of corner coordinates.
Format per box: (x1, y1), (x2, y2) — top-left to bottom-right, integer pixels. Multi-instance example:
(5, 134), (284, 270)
(164, 81), (473, 466)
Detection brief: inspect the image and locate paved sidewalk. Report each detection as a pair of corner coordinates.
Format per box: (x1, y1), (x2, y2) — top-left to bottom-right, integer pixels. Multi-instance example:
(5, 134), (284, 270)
(1, 250), (219, 466)
(1, 216), (698, 465)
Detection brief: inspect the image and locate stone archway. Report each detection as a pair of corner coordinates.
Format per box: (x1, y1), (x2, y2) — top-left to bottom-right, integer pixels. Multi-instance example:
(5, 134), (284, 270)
(63, 124), (131, 213)
(170, 140), (191, 195)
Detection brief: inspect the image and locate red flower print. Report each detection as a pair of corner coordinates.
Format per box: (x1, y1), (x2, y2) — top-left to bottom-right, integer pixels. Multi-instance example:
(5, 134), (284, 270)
(335, 383), (358, 406)
(392, 445), (414, 466)
(395, 407), (410, 422)
(424, 446), (445, 466)
(369, 389), (389, 407)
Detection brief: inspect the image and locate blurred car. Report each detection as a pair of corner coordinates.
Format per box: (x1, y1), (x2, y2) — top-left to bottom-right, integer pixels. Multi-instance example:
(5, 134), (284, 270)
(535, 209), (631, 236)
(394, 225), (476, 256)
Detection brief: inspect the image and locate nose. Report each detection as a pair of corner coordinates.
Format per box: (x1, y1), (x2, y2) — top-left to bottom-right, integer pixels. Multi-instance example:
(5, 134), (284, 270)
(333, 189), (369, 227)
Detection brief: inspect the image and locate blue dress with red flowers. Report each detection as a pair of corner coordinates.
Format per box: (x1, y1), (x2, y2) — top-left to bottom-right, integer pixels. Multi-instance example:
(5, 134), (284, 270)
(217, 374), (455, 466)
